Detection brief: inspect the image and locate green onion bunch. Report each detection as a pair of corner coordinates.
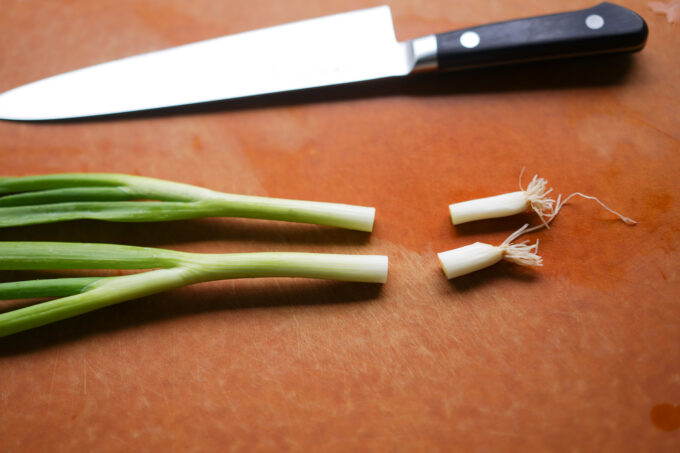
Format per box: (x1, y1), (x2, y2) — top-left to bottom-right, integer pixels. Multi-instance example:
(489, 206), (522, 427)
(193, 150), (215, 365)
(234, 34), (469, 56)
(0, 174), (386, 337)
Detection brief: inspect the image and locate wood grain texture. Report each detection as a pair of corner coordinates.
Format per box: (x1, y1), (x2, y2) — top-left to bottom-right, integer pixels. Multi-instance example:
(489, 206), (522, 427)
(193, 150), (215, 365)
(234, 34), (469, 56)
(0, 0), (678, 451)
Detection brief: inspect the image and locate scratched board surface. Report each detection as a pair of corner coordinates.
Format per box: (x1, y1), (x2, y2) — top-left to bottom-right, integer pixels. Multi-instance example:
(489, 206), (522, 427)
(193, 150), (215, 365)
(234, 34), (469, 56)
(0, 0), (678, 451)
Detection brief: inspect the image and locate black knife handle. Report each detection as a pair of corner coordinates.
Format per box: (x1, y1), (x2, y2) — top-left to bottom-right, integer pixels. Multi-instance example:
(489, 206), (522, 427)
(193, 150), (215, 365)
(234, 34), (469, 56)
(435, 2), (648, 70)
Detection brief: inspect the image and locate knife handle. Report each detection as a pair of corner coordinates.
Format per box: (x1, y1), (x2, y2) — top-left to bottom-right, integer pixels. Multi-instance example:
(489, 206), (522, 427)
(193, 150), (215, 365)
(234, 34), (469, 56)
(434, 2), (648, 70)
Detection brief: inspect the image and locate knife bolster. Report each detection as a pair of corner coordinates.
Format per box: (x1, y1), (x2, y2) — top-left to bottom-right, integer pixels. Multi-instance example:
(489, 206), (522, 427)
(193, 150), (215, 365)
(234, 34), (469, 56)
(409, 35), (439, 72)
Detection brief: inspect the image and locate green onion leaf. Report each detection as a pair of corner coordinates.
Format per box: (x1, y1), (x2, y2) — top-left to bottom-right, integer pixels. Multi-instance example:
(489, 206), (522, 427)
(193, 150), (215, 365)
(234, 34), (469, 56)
(0, 242), (387, 337)
(0, 173), (375, 231)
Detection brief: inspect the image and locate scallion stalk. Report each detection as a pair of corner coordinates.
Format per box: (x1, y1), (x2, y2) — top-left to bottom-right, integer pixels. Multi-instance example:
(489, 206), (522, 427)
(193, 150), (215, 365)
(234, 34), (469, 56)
(0, 242), (388, 337)
(0, 173), (375, 231)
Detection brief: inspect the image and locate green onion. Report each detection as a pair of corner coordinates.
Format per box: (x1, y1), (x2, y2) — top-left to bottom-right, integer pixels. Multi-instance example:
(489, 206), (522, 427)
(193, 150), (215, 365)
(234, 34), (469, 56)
(0, 173), (375, 231)
(0, 242), (388, 337)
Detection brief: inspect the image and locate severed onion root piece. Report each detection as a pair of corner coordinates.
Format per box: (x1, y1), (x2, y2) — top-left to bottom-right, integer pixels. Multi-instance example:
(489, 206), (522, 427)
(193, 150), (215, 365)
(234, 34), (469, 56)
(438, 224), (541, 279)
(449, 172), (556, 225)
(439, 176), (636, 279)
(448, 170), (637, 227)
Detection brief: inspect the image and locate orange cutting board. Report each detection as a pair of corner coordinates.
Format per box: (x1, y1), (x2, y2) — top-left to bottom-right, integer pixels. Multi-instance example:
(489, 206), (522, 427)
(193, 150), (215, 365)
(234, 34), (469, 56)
(1, 1), (678, 451)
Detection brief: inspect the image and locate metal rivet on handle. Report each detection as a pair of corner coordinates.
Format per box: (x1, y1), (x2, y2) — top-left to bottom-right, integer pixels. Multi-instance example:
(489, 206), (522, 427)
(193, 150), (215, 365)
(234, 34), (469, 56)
(585, 14), (604, 30)
(460, 31), (480, 49)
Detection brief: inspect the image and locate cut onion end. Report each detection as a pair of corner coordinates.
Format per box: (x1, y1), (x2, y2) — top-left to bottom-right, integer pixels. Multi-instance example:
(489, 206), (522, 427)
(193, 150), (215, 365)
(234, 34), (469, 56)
(449, 191), (529, 225)
(437, 242), (503, 279)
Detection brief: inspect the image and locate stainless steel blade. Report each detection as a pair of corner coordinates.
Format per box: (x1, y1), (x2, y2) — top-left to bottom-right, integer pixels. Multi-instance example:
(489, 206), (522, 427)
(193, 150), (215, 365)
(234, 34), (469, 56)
(0, 6), (437, 120)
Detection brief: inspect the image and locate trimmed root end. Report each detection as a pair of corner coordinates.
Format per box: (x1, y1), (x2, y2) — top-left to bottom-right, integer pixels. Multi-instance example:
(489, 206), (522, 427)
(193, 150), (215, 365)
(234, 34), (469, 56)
(500, 240), (543, 267)
(523, 174), (556, 226)
(499, 223), (543, 267)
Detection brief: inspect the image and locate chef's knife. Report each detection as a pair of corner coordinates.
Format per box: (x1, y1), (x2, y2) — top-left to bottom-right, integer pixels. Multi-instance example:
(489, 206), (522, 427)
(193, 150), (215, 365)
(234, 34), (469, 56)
(0, 2), (647, 121)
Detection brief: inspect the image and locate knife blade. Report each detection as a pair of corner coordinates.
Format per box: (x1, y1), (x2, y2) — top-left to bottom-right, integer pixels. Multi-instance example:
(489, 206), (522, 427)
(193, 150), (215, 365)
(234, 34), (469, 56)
(0, 2), (647, 121)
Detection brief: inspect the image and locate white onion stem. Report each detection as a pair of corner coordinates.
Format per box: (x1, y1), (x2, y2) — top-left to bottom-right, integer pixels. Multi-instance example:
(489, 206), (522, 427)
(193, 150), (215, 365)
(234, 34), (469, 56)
(449, 191), (528, 225)
(437, 243), (504, 279)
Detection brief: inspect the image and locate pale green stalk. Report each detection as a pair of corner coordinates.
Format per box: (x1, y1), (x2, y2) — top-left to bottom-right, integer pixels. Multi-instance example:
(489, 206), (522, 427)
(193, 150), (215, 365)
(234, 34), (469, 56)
(0, 173), (375, 231)
(0, 242), (388, 337)
(0, 242), (183, 270)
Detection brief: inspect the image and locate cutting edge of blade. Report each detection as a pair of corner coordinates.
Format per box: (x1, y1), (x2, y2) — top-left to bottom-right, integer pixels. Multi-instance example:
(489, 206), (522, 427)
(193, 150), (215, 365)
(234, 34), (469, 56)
(0, 5), (413, 120)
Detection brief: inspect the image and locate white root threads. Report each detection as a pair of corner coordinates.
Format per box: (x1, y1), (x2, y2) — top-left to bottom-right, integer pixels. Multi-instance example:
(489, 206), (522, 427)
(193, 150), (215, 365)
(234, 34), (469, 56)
(522, 174), (556, 227)
(499, 224), (542, 267)
(553, 192), (636, 225)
